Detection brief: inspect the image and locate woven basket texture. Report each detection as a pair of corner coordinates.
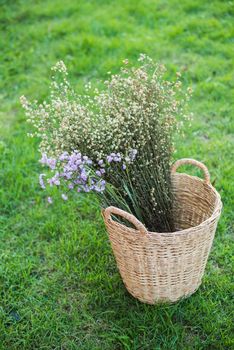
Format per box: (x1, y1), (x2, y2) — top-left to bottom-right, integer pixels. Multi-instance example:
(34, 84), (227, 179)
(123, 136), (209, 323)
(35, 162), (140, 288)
(102, 159), (222, 304)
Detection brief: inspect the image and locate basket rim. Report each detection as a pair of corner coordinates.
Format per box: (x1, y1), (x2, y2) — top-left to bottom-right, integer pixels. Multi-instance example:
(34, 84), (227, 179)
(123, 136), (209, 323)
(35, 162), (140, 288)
(104, 173), (222, 237)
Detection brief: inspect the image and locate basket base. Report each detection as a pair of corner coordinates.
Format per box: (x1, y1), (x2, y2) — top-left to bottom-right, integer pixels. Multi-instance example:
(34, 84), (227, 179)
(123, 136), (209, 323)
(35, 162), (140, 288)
(124, 282), (202, 305)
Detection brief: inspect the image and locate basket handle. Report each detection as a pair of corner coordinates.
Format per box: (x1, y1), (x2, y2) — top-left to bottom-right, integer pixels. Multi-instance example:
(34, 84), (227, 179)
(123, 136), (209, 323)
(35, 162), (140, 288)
(171, 158), (210, 185)
(103, 206), (148, 236)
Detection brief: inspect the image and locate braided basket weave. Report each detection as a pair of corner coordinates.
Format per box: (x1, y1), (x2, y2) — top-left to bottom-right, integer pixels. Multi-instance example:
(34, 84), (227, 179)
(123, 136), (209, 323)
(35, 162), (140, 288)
(102, 159), (222, 304)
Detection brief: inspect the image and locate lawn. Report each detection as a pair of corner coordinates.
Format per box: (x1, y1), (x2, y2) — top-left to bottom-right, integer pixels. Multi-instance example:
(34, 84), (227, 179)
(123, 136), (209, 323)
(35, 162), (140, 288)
(0, 0), (233, 349)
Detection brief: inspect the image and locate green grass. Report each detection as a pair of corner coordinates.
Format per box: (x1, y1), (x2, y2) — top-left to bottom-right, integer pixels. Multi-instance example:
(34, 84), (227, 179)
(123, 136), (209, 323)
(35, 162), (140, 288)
(0, 0), (233, 349)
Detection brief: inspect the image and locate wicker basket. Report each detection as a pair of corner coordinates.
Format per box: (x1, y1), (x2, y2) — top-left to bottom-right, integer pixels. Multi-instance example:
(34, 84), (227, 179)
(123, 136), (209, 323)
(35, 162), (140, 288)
(102, 158), (222, 304)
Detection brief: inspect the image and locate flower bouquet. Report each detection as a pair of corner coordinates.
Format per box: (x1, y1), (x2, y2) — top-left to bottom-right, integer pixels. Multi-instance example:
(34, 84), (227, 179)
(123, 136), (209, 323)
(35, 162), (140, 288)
(21, 55), (222, 303)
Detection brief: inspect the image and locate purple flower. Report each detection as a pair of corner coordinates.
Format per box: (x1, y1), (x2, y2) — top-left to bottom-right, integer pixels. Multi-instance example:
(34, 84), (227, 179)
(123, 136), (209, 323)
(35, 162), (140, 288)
(82, 185), (91, 192)
(47, 158), (56, 170)
(40, 153), (56, 169)
(122, 164), (126, 170)
(114, 156), (121, 162)
(74, 179), (81, 185)
(48, 173), (60, 186)
(39, 150), (111, 202)
(80, 169), (88, 182)
(47, 196), (53, 204)
(61, 193), (68, 200)
(62, 170), (72, 179)
(106, 152), (123, 163)
(71, 164), (78, 171)
(75, 159), (82, 166)
(113, 153), (121, 162)
(100, 168), (105, 174)
(40, 153), (48, 165)
(39, 174), (46, 189)
(94, 180), (106, 192)
(106, 155), (113, 163)
(59, 152), (69, 161)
